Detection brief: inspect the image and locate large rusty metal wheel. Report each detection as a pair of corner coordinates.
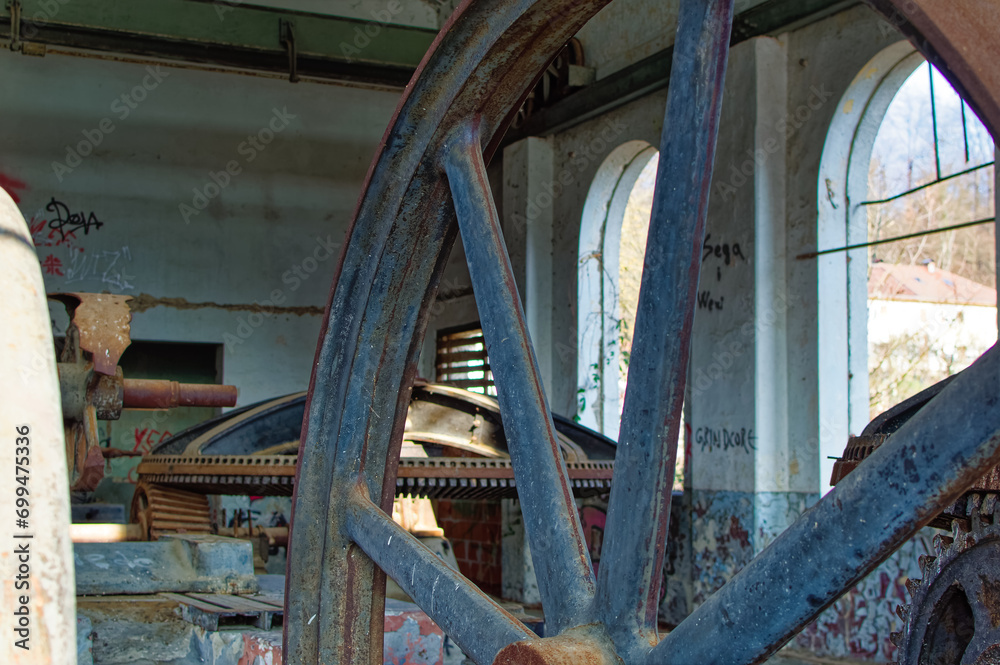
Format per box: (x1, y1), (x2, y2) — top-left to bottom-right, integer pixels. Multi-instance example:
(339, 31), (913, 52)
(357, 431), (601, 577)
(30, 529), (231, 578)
(285, 1), (1000, 664)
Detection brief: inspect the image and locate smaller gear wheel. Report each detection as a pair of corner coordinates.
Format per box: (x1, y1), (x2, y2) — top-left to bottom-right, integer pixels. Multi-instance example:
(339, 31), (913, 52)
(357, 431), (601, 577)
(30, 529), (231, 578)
(894, 493), (1000, 665)
(131, 482), (212, 541)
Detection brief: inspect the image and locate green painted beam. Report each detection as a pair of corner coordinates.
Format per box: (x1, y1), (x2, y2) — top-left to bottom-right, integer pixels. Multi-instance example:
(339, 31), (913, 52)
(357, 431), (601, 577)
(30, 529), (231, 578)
(1, 0), (438, 87)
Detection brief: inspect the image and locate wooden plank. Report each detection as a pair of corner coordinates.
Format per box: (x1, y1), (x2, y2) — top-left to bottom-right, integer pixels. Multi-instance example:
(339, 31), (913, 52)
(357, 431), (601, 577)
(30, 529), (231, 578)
(187, 593), (278, 612)
(160, 592), (273, 630)
(246, 593), (285, 610)
(159, 592), (227, 612)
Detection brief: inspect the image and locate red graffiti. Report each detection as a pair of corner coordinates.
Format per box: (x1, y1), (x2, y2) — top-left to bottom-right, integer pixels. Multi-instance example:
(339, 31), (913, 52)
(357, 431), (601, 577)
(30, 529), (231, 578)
(237, 633), (279, 665)
(0, 172), (27, 204)
(29, 216), (46, 242)
(132, 427), (173, 453)
(29, 215), (83, 250)
(579, 505), (607, 575)
(41, 255), (64, 276)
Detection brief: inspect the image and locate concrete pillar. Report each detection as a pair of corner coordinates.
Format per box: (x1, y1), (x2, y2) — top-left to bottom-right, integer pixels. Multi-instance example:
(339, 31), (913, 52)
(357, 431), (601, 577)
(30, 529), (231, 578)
(502, 136), (555, 394)
(687, 36), (819, 607)
(499, 138), (556, 603)
(500, 499), (541, 605)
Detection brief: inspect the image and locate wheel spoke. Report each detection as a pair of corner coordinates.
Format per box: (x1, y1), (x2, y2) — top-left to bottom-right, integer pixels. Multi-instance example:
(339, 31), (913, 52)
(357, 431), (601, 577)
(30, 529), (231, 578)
(442, 120), (597, 633)
(655, 345), (1000, 665)
(346, 491), (534, 664)
(593, 0), (735, 649)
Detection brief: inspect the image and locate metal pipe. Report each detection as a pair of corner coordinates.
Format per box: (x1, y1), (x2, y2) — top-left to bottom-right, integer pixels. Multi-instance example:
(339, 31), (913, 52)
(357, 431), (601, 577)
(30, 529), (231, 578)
(858, 160), (994, 206)
(122, 378), (237, 409)
(0, 189), (77, 664)
(797, 216), (996, 260)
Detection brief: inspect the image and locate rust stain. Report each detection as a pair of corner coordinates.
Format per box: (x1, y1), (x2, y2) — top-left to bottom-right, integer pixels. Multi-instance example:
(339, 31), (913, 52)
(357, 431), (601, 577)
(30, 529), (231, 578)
(129, 292), (323, 316)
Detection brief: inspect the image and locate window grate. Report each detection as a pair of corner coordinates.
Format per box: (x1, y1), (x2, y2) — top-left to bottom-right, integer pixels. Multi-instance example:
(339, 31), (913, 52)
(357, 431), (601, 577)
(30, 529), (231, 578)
(435, 325), (496, 396)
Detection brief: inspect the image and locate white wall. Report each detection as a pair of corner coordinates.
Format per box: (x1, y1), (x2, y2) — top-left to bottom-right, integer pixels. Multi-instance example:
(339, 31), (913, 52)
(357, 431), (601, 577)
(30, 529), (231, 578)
(1, 49), (400, 406)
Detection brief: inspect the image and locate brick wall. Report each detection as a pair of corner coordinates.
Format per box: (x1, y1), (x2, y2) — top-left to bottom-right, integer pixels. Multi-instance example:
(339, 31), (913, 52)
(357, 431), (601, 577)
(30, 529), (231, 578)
(433, 499), (503, 597)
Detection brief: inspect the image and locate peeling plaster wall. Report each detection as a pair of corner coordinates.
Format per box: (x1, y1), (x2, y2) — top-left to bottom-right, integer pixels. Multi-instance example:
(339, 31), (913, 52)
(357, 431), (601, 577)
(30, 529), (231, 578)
(0, 50), (399, 408)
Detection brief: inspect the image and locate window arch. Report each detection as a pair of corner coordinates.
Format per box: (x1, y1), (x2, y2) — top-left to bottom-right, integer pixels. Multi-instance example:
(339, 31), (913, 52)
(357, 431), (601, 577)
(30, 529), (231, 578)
(577, 140), (658, 438)
(817, 42), (996, 491)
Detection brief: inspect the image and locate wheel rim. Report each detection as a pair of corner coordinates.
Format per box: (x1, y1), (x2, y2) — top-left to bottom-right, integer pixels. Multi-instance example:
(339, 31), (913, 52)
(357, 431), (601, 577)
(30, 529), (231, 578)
(285, 1), (1000, 664)
(286, 3), (618, 663)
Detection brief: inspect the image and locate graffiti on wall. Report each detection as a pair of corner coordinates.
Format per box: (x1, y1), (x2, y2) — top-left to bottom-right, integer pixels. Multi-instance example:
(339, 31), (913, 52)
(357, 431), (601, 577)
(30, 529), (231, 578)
(0, 171), (28, 203)
(697, 234), (748, 312)
(694, 426), (756, 454)
(577, 496), (688, 623)
(25, 196), (136, 289)
(794, 531), (933, 661)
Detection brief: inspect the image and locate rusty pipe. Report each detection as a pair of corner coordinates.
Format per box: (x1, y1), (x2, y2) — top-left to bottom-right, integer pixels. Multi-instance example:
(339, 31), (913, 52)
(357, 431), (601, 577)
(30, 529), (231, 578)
(122, 379), (237, 409)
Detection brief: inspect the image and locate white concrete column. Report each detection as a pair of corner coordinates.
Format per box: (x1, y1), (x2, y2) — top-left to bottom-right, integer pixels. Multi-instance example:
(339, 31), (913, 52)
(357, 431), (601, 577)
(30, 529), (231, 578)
(502, 137), (555, 394)
(500, 499), (541, 605)
(687, 36), (819, 608)
(499, 138), (556, 603)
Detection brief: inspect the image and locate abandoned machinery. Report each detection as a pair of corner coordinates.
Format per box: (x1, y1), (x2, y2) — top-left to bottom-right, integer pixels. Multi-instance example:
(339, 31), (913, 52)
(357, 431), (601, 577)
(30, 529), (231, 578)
(832, 370), (1000, 665)
(278, 0), (1000, 663)
(131, 382), (616, 541)
(52, 292), (238, 494)
(18, 0), (1000, 662)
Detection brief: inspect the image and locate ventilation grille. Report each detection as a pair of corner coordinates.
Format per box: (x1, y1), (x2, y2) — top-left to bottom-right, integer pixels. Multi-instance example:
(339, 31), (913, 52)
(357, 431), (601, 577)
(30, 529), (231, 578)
(435, 326), (496, 396)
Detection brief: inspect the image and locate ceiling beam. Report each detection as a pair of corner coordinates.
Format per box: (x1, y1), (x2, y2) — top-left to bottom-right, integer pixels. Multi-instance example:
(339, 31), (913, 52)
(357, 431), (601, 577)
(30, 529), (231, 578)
(1, 0), (438, 88)
(504, 0), (859, 142)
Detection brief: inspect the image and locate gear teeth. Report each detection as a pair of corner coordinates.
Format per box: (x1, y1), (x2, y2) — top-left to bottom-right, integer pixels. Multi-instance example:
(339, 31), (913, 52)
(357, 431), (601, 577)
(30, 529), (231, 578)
(953, 517), (977, 549)
(982, 494), (998, 525)
(951, 519), (970, 542)
(933, 534), (954, 553)
(897, 492), (999, 665)
(967, 493), (983, 516)
(972, 507), (985, 532)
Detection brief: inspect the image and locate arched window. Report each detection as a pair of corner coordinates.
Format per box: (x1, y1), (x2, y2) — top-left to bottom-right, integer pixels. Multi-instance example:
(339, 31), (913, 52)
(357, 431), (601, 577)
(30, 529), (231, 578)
(577, 141), (658, 439)
(817, 43), (996, 491)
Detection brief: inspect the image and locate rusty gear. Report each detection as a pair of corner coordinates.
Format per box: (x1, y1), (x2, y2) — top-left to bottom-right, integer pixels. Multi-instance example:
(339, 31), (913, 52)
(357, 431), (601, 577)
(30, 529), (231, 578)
(894, 493), (1000, 665)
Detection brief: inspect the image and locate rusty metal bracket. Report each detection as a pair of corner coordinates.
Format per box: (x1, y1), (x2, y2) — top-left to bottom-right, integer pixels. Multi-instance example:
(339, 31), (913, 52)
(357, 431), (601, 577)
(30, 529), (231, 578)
(50, 292), (133, 375)
(5, 0), (20, 51)
(279, 19), (298, 83)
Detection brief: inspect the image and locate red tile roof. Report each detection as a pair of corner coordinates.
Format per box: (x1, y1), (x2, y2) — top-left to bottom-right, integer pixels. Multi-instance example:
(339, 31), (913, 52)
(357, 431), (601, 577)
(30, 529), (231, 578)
(869, 263), (996, 306)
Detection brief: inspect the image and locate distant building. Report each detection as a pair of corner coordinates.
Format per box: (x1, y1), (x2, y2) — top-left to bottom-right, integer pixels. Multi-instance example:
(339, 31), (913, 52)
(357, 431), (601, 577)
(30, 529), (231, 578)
(867, 261), (997, 415)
